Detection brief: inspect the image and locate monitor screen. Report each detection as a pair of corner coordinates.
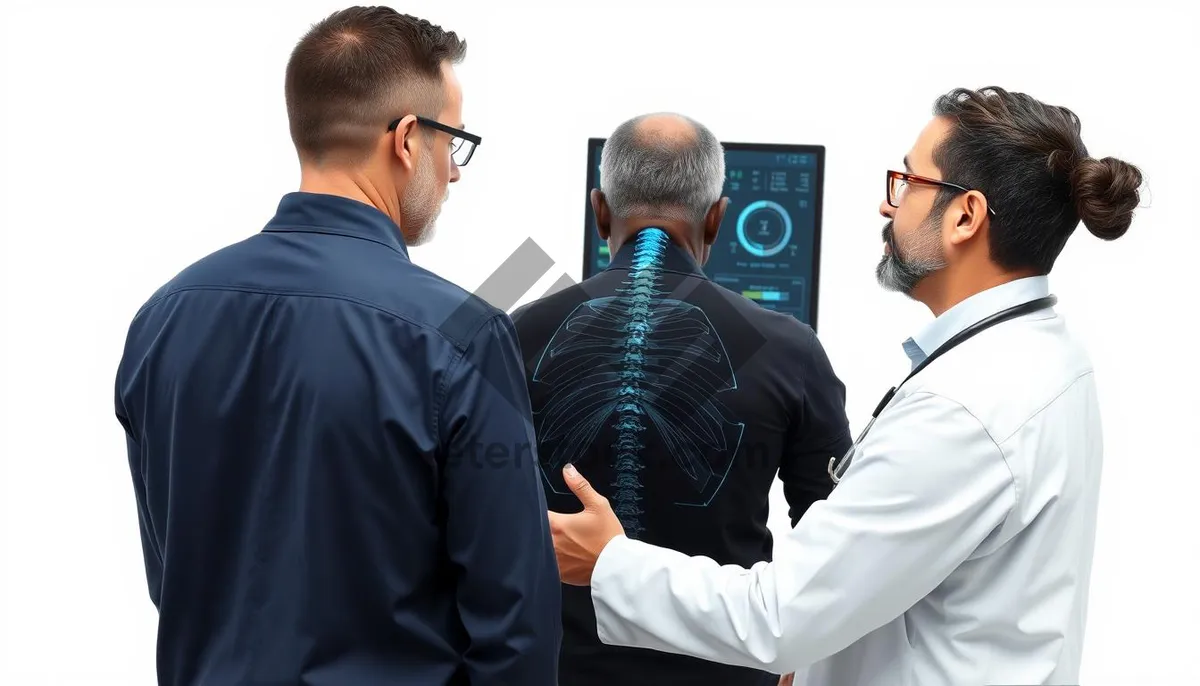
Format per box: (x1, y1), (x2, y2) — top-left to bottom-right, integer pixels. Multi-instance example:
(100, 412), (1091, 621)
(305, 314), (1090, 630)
(582, 138), (825, 329)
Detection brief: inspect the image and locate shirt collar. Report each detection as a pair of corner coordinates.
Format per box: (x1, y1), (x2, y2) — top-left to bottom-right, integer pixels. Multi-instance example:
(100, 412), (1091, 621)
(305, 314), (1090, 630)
(262, 191), (409, 258)
(903, 275), (1051, 370)
(605, 229), (707, 278)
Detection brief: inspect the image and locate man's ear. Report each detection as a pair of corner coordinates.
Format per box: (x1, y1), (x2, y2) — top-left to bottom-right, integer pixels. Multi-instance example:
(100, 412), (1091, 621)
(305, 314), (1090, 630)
(704, 197), (729, 246)
(946, 190), (989, 246)
(591, 189), (611, 240)
(391, 114), (420, 173)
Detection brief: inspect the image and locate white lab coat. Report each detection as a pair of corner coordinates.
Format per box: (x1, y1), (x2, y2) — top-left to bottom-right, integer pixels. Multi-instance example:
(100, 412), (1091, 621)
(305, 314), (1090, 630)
(589, 277), (1103, 686)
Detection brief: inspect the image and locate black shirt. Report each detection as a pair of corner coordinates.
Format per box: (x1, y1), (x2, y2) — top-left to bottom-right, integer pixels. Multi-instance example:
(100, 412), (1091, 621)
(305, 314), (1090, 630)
(114, 192), (560, 686)
(510, 229), (852, 686)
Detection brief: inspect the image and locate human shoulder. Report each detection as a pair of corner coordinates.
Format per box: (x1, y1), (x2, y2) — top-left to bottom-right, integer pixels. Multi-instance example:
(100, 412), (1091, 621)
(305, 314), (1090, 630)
(393, 262), (509, 352)
(510, 274), (606, 330)
(864, 389), (1012, 489)
(903, 313), (1095, 443)
(123, 235), (262, 324)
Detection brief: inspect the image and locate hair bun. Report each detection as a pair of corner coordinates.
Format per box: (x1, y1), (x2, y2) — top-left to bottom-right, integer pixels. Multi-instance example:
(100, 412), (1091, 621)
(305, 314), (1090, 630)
(1070, 156), (1143, 240)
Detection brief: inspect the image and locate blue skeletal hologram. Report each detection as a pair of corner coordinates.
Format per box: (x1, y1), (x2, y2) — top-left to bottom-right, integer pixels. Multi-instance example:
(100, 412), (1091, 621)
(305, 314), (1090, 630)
(531, 228), (744, 538)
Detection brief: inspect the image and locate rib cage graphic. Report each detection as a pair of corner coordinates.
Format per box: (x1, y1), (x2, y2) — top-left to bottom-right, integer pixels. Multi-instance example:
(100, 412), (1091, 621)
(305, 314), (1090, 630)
(531, 229), (744, 538)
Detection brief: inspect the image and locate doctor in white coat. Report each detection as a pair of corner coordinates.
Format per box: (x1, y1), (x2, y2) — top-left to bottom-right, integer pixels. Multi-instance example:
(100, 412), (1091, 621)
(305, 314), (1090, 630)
(548, 86), (1143, 686)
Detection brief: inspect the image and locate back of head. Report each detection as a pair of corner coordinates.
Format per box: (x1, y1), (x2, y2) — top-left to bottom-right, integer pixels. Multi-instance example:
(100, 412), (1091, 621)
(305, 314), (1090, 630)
(600, 113), (725, 225)
(285, 6), (466, 165)
(931, 87), (1143, 274)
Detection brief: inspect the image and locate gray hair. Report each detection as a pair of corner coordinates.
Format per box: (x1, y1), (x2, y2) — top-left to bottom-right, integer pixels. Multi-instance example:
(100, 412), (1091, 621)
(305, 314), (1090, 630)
(599, 113), (725, 224)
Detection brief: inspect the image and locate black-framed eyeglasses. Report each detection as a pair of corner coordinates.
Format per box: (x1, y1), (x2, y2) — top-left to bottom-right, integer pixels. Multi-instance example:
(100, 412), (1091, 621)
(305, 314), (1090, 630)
(887, 170), (997, 216)
(387, 116), (481, 167)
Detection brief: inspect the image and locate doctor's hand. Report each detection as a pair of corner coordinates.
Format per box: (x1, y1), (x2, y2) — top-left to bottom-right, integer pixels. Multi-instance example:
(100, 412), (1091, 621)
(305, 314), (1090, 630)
(548, 464), (625, 586)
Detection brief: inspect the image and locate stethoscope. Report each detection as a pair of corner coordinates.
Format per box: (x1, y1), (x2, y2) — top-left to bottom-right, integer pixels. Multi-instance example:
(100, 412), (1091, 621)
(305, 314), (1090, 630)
(827, 295), (1058, 484)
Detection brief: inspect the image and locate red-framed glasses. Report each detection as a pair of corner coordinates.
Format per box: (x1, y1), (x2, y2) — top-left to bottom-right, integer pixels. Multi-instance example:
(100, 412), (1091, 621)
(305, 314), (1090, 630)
(887, 170), (997, 215)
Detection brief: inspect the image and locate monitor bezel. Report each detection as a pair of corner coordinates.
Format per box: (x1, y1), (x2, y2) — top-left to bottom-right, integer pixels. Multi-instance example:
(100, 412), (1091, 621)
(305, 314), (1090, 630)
(582, 137), (827, 332)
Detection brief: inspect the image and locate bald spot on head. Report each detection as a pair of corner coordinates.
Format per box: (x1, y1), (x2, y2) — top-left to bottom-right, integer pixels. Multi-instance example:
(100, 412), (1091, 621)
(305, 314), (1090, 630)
(631, 113), (700, 150)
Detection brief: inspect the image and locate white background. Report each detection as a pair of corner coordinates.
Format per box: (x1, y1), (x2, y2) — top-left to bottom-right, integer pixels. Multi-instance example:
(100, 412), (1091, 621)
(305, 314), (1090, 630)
(3, 0), (1198, 683)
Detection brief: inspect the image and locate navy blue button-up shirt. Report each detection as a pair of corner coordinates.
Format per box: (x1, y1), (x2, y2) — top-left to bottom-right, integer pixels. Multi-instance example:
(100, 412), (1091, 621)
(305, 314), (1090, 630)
(114, 192), (561, 685)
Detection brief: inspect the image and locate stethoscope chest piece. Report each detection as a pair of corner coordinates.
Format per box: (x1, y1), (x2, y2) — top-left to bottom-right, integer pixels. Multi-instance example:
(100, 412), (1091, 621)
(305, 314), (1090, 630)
(828, 407), (882, 483)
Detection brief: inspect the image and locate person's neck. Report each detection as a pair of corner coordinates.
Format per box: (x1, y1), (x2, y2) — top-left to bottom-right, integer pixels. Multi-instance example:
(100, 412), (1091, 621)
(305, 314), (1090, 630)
(913, 264), (1040, 317)
(299, 166), (400, 226)
(613, 217), (705, 263)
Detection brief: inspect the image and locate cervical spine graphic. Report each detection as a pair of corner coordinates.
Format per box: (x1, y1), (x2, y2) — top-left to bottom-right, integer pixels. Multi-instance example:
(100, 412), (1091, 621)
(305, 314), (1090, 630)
(608, 228), (670, 536)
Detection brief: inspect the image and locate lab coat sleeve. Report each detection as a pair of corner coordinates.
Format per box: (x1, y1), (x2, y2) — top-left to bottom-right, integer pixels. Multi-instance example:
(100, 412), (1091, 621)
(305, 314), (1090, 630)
(590, 390), (1016, 674)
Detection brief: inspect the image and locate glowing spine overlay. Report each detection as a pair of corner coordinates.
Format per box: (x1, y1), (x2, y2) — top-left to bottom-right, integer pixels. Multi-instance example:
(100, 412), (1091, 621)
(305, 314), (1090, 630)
(530, 228), (743, 540)
(608, 228), (670, 535)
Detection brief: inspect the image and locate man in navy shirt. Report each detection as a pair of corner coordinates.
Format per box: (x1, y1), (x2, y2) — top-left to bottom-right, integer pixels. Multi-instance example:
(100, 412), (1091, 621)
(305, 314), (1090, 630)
(113, 8), (559, 685)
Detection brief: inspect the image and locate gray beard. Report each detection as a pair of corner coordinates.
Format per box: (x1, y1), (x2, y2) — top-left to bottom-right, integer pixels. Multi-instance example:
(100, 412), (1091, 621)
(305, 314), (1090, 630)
(875, 220), (946, 294)
(876, 251), (942, 293)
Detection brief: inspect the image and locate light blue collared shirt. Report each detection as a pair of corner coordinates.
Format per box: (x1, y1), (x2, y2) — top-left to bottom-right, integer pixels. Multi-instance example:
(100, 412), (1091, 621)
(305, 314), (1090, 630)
(902, 276), (1052, 370)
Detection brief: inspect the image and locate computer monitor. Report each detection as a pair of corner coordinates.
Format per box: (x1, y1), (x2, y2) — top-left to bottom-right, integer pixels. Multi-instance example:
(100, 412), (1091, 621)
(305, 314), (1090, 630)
(582, 138), (825, 329)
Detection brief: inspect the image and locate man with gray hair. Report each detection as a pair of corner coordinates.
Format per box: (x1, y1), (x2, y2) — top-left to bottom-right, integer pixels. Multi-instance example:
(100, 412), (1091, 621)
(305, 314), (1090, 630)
(510, 113), (852, 686)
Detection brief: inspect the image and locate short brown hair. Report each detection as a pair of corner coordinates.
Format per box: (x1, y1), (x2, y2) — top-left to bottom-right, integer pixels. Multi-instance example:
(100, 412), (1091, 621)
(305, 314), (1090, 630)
(284, 7), (466, 163)
(931, 87), (1142, 274)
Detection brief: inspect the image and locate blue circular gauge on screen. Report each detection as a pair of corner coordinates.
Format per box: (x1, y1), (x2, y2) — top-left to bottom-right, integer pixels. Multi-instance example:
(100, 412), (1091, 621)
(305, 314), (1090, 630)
(736, 200), (793, 257)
